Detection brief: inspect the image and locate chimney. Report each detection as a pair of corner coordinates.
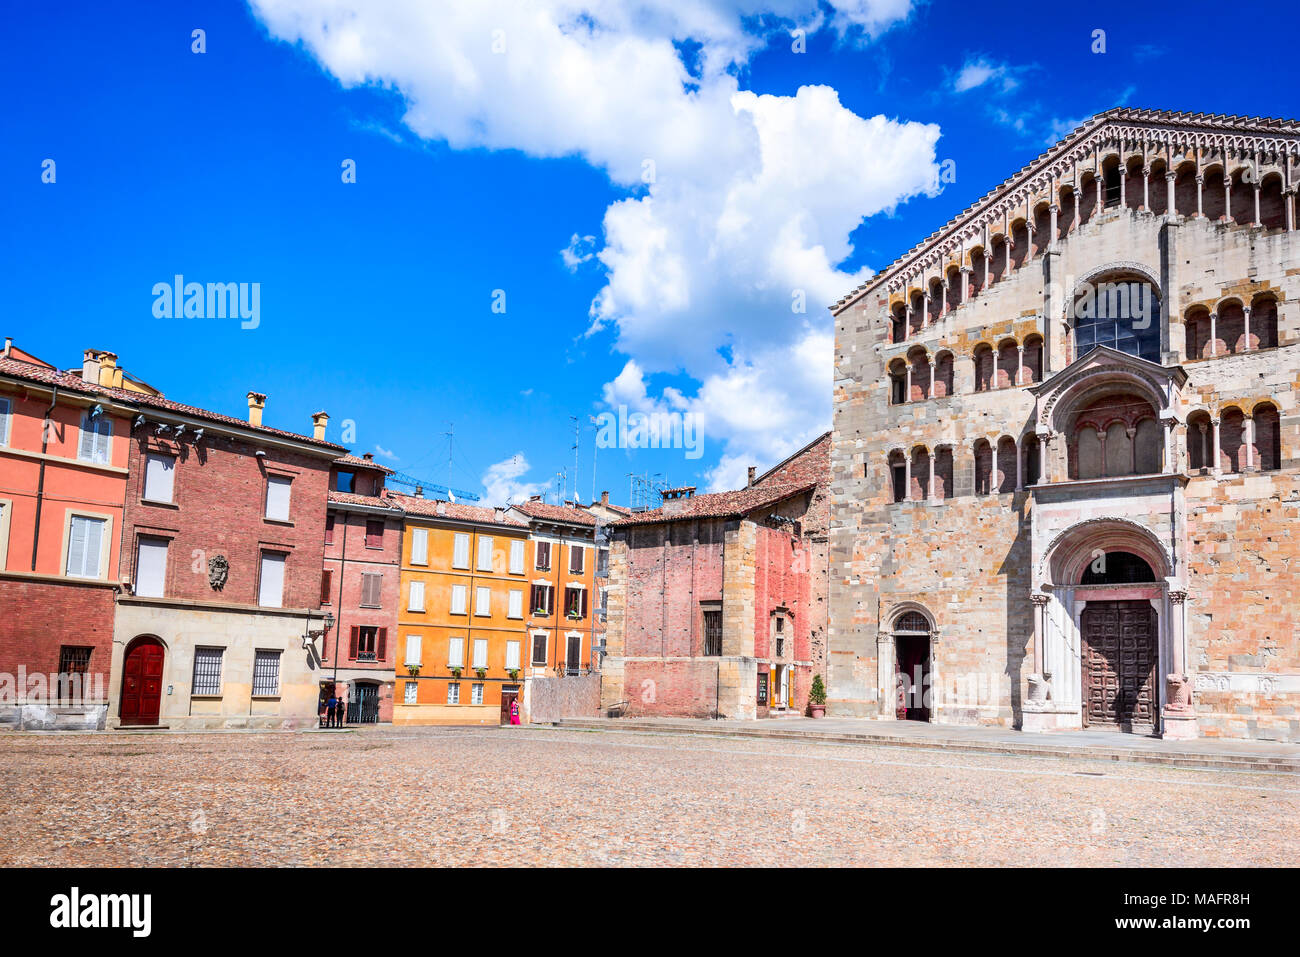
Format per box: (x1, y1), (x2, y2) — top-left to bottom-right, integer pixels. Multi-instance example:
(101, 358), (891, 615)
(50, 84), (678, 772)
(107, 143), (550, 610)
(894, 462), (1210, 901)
(82, 349), (101, 384)
(747, 466), (756, 488)
(311, 410), (329, 441)
(414, 485), (423, 498)
(98, 351), (119, 387)
(436, 501), (447, 516)
(247, 391), (266, 427)
(363, 452), (374, 462)
(529, 494), (543, 502)
(3, 337), (11, 358)
(600, 490), (609, 506)
(494, 508), (505, 523)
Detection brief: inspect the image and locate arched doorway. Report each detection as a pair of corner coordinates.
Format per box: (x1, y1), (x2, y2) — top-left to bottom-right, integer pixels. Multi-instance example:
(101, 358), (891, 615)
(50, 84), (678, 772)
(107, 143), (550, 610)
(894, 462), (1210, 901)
(120, 636), (165, 726)
(1078, 551), (1159, 732)
(892, 610), (932, 722)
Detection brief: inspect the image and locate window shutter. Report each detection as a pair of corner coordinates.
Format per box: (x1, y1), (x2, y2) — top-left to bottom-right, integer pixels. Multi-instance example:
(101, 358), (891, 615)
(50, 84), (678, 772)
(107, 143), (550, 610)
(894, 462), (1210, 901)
(135, 538), (168, 597)
(475, 586), (490, 616)
(78, 414), (96, 461)
(366, 520), (383, 548)
(348, 625), (359, 660)
(581, 589), (588, 618)
(66, 516), (88, 576)
(325, 514), (335, 544)
(320, 569), (333, 604)
(95, 417), (112, 463)
(144, 453), (175, 502)
(404, 634), (422, 666)
(361, 572), (381, 608)
(506, 640), (521, 670)
(0, 397), (9, 445)
(477, 536), (494, 571)
(409, 580), (425, 611)
(66, 515), (105, 578)
(508, 589), (522, 619)
(570, 545), (584, 574)
(265, 475), (292, 521)
(376, 628), (387, 662)
(448, 637), (464, 667)
(411, 527), (428, 564)
(509, 540), (524, 574)
(472, 638), (488, 669)
(451, 584), (466, 614)
(453, 533), (469, 568)
(258, 553), (286, 607)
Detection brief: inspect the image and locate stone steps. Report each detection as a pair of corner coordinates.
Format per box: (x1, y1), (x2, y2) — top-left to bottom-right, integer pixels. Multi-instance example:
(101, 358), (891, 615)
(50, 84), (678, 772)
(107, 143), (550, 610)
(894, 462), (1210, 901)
(549, 718), (1300, 774)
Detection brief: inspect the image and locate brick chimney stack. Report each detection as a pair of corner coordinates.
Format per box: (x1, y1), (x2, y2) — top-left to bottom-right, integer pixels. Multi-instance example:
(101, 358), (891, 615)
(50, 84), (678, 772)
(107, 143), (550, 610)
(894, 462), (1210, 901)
(247, 391), (266, 427)
(311, 411), (329, 441)
(747, 466), (756, 488)
(600, 490), (609, 506)
(82, 349), (101, 384)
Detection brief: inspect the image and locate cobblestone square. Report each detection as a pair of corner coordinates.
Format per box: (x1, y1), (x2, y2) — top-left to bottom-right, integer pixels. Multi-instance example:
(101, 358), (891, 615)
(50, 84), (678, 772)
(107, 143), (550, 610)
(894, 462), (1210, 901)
(0, 727), (1295, 867)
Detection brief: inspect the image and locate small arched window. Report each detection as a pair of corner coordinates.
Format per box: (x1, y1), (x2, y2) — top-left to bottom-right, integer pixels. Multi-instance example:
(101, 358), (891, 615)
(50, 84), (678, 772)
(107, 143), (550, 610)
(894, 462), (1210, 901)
(894, 611), (930, 634)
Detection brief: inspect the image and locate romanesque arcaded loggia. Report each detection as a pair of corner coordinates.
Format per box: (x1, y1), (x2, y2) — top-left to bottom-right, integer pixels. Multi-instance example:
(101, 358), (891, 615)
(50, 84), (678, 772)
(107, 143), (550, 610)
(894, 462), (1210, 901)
(828, 107), (1299, 742)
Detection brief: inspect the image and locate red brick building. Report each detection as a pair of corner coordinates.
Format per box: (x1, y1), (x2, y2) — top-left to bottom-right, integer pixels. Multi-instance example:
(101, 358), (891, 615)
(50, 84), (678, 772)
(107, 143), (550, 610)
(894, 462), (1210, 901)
(321, 453), (404, 724)
(601, 433), (831, 719)
(107, 383), (345, 729)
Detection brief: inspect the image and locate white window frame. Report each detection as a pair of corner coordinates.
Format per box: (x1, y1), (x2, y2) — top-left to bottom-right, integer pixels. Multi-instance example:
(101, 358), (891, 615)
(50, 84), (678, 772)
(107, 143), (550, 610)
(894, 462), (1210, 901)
(452, 532), (470, 569)
(475, 585), (491, 617)
(404, 634), (422, 667)
(447, 637), (465, 668)
(509, 539), (525, 575)
(258, 551), (286, 608)
(404, 680), (418, 704)
(142, 451), (176, 504)
(0, 499), (11, 573)
(446, 682), (460, 705)
(477, 535), (494, 572)
(449, 583), (468, 615)
(134, 536), (169, 598)
(410, 527), (429, 565)
(265, 474), (292, 522)
(62, 511), (111, 580)
(507, 588), (523, 619)
(471, 682), (484, 706)
(505, 640), (521, 671)
(471, 638), (488, 670)
(78, 410), (112, 465)
(408, 579), (426, 612)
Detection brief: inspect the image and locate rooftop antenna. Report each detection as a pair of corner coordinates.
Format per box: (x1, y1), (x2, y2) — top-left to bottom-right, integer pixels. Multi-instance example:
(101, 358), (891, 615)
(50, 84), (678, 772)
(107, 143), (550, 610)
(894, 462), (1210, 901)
(589, 414), (599, 504)
(571, 415), (580, 505)
(443, 422), (454, 501)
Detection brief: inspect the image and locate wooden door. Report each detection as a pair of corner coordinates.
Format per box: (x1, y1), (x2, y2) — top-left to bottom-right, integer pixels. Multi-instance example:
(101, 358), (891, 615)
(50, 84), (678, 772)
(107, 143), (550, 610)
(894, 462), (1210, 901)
(1082, 601), (1156, 731)
(500, 689), (517, 725)
(120, 638), (164, 726)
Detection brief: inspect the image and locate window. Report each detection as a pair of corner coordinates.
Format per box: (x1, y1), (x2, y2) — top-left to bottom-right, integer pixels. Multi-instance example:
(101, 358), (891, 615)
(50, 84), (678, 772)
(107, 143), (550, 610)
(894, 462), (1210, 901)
(258, 552), (286, 607)
(1073, 280), (1161, 362)
(252, 650), (281, 696)
(0, 396), (10, 446)
(569, 544), (585, 574)
(65, 514), (106, 578)
(530, 584), (553, 616)
(472, 638), (488, 670)
(143, 452), (175, 503)
(507, 589), (523, 619)
(891, 461), (907, 503)
(57, 646), (92, 702)
(450, 584), (467, 615)
(566, 634), (582, 675)
(448, 637), (465, 668)
(477, 535), (494, 571)
(265, 475), (292, 522)
(471, 682), (484, 705)
(505, 640), (521, 671)
(596, 548), (609, 577)
(335, 471), (355, 493)
(404, 634), (422, 667)
(535, 540), (551, 571)
(360, 572), (382, 608)
(564, 586), (587, 619)
(447, 683), (460, 704)
(365, 519), (384, 548)
(475, 586), (491, 616)
(410, 527), (428, 565)
(404, 681), (418, 704)
(324, 514), (335, 545)
(320, 568), (333, 604)
(192, 648), (223, 695)
(408, 579), (425, 612)
(531, 633), (548, 666)
(452, 533), (470, 569)
(702, 607), (722, 656)
(509, 539), (525, 575)
(598, 588), (608, 622)
(78, 410), (112, 464)
(350, 626), (385, 662)
(134, 536), (168, 598)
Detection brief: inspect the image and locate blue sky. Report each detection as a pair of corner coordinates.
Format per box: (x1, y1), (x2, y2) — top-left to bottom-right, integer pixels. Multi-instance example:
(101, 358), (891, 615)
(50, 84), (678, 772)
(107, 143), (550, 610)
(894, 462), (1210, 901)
(3, 0), (1288, 505)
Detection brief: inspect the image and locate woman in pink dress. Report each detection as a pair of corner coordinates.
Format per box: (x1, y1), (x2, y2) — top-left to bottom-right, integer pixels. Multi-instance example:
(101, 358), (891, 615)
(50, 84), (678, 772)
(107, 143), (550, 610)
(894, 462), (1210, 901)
(509, 698), (521, 725)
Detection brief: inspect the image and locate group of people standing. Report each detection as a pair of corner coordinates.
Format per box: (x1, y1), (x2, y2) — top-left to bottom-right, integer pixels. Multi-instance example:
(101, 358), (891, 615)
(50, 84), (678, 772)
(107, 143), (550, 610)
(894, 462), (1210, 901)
(321, 690), (348, 728)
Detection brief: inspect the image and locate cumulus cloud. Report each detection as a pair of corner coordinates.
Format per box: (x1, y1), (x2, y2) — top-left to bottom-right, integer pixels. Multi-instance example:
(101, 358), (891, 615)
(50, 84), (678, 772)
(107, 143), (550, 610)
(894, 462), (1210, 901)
(373, 444), (399, 461)
(481, 453), (549, 506)
(250, 1), (940, 490)
(951, 55), (1011, 93)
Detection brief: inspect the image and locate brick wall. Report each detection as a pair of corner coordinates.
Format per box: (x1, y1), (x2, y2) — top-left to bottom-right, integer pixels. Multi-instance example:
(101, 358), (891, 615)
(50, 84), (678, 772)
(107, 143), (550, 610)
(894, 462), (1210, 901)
(0, 578), (117, 686)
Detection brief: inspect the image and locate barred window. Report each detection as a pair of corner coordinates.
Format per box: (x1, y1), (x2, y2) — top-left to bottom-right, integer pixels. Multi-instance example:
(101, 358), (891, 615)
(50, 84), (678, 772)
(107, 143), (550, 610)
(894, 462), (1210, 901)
(895, 611), (930, 634)
(252, 650), (281, 696)
(193, 648), (223, 695)
(702, 608), (722, 656)
(57, 646), (92, 702)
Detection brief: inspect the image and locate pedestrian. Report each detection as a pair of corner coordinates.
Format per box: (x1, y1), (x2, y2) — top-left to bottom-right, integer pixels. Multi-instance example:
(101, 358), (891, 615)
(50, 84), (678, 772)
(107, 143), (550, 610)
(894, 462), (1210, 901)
(509, 697), (521, 726)
(337, 695), (347, 727)
(326, 693), (337, 729)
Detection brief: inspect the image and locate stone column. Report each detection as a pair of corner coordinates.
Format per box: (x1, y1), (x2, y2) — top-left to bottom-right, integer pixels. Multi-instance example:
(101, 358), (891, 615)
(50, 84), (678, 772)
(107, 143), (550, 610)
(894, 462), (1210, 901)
(1212, 418), (1222, 475)
(1287, 189), (1296, 231)
(1253, 182), (1261, 227)
(926, 354), (934, 399)
(1223, 176), (1232, 221)
(928, 450), (936, 503)
(1127, 426), (1138, 475)
(1244, 306), (1252, 352)
(1016, 344), (1025, 386)
(1244, 415), (1255, 470)
(1015, 438), (1024, 490)
(1049, 203), (1058, 248)
(904, 452), (912, 500)
(1119, 162), (1127, 207)
(1198, 421), (1208, 471)
(1163, 419), (1175, 473)
(960, 265), (971, 304)
(906, 362), (913, 403)
(921, 290), (930, 327)
(877, 634), (896, 719)
(1209, 312), (1218, 356)
(1166, 172), (1176, 216)
(1142, 165), (1150, 210)
(1096, 172), (1104, 210)
(1162, 589), (1197, 740)
(991, 349), (998, 390)
(1195, 174), (1204, 217)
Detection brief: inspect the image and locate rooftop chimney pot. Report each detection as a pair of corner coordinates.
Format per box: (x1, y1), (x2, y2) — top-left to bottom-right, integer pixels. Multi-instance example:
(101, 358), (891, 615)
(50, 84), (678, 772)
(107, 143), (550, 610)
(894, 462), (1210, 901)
(247, 391), (266, 428)
(311, 410), (329, 441)
(747, 466), (757, 488)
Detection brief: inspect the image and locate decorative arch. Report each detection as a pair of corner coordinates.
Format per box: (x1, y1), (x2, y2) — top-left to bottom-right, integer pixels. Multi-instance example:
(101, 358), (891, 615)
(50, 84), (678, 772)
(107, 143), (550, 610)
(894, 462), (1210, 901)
(887, 602), (936, 634)
(1040, 518), (1173, 587)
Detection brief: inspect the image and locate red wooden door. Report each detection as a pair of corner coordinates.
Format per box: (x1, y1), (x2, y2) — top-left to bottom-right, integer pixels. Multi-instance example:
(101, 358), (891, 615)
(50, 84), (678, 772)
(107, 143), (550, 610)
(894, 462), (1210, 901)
(120, 639), (164, 726)
(1082, 601), (1156, 731)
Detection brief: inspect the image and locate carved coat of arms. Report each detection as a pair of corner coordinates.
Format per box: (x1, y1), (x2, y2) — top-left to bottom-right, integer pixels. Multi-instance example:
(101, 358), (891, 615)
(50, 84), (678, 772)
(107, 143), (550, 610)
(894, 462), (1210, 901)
(208, 554), (229, 591)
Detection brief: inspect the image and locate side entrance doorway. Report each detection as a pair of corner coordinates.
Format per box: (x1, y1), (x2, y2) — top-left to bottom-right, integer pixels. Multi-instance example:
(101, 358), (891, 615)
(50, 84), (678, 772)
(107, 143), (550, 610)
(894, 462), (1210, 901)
(500, 686), (520, 725)
(1081, 600), (1157, 732)
(348, 682), (380, 724)
(895, 635), (931, 721)
(120, 637), (165, 726)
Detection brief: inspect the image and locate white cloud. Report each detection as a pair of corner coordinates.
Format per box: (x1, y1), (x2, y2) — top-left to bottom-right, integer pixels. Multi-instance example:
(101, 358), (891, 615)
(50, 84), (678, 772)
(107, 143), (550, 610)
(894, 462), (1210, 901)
(951, 55), (1022, 94)
(250, 1), (937, 486)
(481, 453), (549, 506)
(374, 444), (399, 460)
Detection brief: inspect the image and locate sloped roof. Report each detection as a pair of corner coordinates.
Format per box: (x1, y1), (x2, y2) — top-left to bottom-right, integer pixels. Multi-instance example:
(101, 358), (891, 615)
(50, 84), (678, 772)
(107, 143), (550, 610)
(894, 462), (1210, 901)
(389, 492), (528, 528)
(612, 481), (817, 527)
(334, 453), (395, 475)
(509, 499), (598, 527)
(753, 431), (832, 488)
(327, 490), (402, 512)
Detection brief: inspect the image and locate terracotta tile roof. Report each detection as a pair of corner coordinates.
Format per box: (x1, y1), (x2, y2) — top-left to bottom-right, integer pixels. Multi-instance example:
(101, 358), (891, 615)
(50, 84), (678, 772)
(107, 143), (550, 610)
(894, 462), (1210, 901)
(753, 431), (831, 488)
(508, 499), (598, 527)
(333, 454), (395, 475)
(0, 356), (345, 452)
(327, 490), (401, 511)
(612, 481), (817, 527)
(388, 492), (528, 528)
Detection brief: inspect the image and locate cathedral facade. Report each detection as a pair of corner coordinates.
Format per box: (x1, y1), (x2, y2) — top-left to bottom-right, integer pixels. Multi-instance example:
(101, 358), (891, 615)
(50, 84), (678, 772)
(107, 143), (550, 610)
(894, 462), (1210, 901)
(828, 109), (1299, 742)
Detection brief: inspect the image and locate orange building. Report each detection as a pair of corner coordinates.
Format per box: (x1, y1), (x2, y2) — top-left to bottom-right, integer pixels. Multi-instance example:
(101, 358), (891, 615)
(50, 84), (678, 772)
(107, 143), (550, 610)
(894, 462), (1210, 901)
(507, 498), (600, 679)
(390, 494), (531, 725)
(0, 343), (142, 729)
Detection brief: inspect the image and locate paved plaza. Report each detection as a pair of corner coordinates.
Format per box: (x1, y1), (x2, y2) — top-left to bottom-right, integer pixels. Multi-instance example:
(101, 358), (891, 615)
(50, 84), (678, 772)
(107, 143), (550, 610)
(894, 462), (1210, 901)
(1, 726), (1296, 867)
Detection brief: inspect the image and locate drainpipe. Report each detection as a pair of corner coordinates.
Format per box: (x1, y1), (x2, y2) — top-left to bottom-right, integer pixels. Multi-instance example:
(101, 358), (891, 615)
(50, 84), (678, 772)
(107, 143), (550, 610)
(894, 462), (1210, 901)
(331, 513), (349, 699)
(31, 385), (59, 570)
